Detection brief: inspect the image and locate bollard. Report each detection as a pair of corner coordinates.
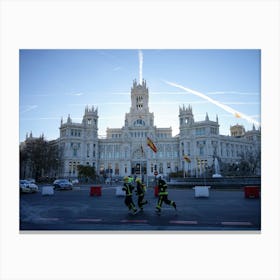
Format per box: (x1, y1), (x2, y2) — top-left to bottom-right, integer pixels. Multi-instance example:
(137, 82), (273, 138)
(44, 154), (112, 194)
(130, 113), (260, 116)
(154, 185), (159, 197)
(244, 186), (260, 198)
(90, 186), (102, 196)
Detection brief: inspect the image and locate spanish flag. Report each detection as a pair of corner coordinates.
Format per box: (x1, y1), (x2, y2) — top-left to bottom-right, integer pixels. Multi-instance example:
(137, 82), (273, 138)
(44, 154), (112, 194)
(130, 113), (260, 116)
(183, 155), (191, 163)
(147, 137), (157, 153)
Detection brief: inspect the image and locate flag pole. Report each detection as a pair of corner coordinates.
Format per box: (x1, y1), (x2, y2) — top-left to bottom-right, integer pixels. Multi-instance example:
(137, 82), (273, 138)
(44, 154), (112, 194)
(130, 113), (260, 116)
(140, 141), (142, 181)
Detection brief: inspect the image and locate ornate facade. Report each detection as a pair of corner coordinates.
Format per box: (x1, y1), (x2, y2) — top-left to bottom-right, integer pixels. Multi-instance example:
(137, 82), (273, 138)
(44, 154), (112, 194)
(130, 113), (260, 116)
(56, 79), (261, 179)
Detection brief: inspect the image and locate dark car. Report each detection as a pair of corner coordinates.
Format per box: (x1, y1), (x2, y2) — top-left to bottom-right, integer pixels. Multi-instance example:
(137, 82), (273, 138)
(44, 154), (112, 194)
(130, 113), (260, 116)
(53, 179), (73, 190)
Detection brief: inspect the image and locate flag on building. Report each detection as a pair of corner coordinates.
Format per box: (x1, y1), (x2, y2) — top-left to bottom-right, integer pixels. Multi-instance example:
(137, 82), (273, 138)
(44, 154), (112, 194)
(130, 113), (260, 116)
(147, 137), (157, 153)
(183, 155), (191, 163)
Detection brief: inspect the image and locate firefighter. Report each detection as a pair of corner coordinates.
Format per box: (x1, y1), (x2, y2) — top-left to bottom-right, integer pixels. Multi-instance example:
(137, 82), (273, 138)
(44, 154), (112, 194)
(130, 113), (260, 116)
(122, 176), (138, 214)
(135, 177), (148, 211)
(155, 175), (177, 214)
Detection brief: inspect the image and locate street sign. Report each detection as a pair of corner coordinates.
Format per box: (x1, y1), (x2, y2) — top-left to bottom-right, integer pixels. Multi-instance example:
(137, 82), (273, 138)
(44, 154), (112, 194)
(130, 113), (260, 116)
(154, 171), (158, 176)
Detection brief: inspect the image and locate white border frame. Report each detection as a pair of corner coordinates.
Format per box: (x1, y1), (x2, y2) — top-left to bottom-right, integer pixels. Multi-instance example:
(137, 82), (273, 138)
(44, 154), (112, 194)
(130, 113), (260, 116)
(1, 1), (279, 279)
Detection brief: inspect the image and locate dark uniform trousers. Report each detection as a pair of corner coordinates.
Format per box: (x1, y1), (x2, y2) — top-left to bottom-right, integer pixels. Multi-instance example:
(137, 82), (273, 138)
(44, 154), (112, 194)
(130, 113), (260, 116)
(122, 183), (137, 211)
(156, 180), (175, 211)
(136, 182), (148, 210)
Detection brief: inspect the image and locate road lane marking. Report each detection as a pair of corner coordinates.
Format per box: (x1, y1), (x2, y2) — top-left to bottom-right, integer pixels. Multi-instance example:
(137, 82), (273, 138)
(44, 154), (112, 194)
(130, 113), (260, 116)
(121, 219), (148, 223)
(37, 218), (60, 221)
(77, 218), (102, 222)
(169, 220), (198, 225)
(221, 222), (252, 226)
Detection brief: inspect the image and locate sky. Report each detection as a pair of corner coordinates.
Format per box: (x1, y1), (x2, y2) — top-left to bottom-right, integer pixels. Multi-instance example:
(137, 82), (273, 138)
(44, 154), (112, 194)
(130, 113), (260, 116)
(19, 49), (261, 142)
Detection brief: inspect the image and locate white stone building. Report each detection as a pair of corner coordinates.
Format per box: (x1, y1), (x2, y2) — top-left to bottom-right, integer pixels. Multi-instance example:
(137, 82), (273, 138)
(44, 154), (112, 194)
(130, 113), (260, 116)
(56, 79), (261, 179)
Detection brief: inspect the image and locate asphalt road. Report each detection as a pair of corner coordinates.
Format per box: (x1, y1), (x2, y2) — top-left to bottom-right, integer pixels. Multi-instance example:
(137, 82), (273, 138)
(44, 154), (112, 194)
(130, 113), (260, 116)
(20, 184), (261, 231)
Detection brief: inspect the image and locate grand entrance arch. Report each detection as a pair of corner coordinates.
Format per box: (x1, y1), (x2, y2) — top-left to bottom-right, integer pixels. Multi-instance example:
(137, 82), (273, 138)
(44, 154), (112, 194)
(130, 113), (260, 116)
(131, 161), (147, 175)
(131, 147), (147, 175)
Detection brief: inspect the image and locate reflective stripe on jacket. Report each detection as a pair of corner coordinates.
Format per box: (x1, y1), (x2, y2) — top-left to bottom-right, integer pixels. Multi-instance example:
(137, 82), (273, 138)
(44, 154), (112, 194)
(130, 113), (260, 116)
(158, 179), (168, 195)
(122, 183), (134, 196)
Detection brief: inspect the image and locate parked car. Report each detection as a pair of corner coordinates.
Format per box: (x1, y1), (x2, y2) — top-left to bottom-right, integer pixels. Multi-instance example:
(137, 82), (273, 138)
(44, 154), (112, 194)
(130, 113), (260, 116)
(71, 178), (79, 184)
(26, 178), (36, 183)
(20, 180), (39, 193)
(53, 179), (73, 190)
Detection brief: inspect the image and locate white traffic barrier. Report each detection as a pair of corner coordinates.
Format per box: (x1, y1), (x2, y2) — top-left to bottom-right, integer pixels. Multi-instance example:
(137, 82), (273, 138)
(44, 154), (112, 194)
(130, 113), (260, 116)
(42, 186), (54, 195)
(115, 186), (126, 196)
(193, 186), (211, 198)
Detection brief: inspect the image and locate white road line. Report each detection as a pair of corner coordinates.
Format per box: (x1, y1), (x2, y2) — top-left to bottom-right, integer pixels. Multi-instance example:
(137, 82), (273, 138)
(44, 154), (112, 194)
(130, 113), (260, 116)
(37, 218), (60, 221)
(121, 219), (148, 223)
(221, 222), (253, 226)
(77, 218), (102, 222)
(169, 220), (198, 225)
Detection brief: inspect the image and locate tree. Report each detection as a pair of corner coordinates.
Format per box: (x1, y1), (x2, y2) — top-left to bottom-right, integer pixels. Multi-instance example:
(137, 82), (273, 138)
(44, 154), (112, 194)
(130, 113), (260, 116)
(218, 149), (261, 177)
(237, 149), (261, 176)
(77, 165), (96, 182)
(20, 136), (63, 180)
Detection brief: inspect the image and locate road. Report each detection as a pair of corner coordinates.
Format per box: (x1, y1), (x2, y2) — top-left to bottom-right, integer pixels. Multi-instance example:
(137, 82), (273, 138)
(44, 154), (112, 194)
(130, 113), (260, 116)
(20, 184), (261, 231)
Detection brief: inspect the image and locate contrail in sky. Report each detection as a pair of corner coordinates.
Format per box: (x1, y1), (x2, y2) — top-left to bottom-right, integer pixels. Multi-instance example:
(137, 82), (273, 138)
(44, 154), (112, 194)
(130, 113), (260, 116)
(21, 105), (38, 114)
(138, 50), (143, 84)
(165, 81), (260, 127)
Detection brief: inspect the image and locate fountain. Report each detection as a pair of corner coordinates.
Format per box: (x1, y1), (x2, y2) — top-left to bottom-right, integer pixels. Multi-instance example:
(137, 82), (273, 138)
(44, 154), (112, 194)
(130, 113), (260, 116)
(212, 157), (222, 178)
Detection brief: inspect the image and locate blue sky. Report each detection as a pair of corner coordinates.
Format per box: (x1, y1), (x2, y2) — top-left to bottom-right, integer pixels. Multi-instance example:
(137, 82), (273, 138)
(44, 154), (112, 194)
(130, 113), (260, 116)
(19, 49), (260, 142)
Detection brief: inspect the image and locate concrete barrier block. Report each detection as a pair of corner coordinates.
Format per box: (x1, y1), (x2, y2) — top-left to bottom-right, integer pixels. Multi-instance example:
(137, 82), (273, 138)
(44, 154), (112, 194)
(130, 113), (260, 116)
(193, 186), (211, 197)
(42, 186), (54, 195)
(116, 186), (126, 196)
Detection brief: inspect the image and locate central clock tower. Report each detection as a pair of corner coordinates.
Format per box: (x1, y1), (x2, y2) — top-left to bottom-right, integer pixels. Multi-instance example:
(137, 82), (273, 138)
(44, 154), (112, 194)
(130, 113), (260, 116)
(124, 79), (154, 128)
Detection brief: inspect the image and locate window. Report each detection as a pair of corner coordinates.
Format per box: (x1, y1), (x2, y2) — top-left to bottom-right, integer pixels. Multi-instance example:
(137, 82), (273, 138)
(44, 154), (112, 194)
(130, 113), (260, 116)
(115, 163), (119, 175)
(159, 163), (163, 173)
(100, 164), (104, 175)
(199, 146), (204, 156)
(196, 128), (205, 136)
(210, 127), (217, 135)
(134, 119), (145, 127)
(87, 143), (90, 157)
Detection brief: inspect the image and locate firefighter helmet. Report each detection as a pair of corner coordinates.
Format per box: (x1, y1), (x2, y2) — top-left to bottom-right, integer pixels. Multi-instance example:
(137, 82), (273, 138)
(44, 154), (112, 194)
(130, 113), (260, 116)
(135, 178), (141, 183)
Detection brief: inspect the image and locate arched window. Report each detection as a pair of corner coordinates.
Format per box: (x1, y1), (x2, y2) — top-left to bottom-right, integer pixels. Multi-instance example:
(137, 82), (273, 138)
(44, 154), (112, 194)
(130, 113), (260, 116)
(133, 119), (145, 127)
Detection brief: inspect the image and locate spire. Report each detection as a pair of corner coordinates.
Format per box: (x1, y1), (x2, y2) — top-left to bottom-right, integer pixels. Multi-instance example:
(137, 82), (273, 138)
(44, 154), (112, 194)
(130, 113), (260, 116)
(205, 112), (209, 121)
(216, 114), (219, 123)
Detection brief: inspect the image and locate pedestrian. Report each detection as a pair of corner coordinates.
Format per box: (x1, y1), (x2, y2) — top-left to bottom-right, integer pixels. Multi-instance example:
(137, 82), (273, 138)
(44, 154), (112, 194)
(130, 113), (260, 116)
(122, 176), (138, 215)
(135, 177), (148, 211)
(155, 175), (177, 214)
